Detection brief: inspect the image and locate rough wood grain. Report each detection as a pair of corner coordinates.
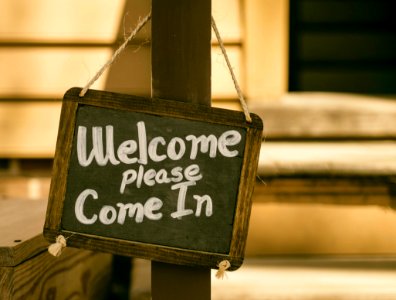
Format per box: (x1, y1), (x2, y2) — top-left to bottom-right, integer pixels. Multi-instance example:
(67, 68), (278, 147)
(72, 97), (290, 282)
(230, 126), (262, 258)
(63, 87), (259, 127)
(1, 248), (112, 300)
(0, 199), (113, 299)
(44, 100), (77, 232)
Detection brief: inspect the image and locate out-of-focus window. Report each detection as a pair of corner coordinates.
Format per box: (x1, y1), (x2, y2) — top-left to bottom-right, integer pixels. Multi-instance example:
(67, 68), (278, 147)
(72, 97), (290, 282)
(289, 0), (396, 94)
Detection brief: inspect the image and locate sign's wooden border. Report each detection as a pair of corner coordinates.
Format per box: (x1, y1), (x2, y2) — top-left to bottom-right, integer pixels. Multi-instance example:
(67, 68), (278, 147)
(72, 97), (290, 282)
(43, 87), (263, 270)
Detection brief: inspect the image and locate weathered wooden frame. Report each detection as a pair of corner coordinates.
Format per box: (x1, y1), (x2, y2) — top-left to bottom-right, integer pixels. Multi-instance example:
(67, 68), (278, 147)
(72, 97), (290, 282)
(43, 87), (263, 270)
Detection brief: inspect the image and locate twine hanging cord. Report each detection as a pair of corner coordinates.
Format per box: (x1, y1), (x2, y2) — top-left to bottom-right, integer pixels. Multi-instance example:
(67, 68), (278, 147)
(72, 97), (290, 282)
(78, 12), (251, 123)
(211, 17), (252, 123)
(79, 12), (152, 97)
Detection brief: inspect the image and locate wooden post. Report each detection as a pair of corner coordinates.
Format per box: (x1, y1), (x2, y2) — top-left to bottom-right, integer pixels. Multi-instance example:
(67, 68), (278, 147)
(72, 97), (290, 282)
(151, 0), (211, 105)
(151, 0), (211, 299)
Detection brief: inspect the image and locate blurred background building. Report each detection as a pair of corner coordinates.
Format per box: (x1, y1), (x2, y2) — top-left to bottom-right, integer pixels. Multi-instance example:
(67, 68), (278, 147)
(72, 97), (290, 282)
(1, 0), (396, 299)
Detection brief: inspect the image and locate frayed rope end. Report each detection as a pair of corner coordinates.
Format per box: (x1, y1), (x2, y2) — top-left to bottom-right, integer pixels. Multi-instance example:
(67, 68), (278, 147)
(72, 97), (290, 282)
(215, 260), (231, 279)
(79, 88), (88, 97)
(48, 235), (67, 257)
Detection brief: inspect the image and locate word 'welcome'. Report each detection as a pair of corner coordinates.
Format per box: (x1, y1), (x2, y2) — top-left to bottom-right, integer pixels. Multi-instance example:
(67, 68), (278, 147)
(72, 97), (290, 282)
(77, 121), (242, 167)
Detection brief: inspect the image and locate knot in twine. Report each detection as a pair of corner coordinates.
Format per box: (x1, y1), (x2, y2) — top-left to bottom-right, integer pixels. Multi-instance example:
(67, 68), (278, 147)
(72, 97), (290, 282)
(215, 260), (231, 279)
(48, 235), (67, 257)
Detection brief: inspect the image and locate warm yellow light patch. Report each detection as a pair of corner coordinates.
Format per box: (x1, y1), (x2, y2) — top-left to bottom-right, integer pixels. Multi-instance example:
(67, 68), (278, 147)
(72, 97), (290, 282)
(0, 0), (125, 42)
(212, 0), (242, 43)
(247, 203), (396, 255)
(212, 46), (242, 99)
(0, 48), (112, 98)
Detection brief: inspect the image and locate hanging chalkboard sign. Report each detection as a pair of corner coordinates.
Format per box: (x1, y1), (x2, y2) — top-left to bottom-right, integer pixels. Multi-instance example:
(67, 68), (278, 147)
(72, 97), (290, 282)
(44, 88), (263, 270)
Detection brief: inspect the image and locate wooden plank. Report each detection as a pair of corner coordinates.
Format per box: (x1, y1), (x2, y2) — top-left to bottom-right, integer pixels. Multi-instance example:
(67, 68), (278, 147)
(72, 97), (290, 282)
(44, 100), (77, 232)
(1, 248), (112, 300)
(0, 199), (112, 298)
(0, 200), (48, 267)
(250, 92), (396, 139)
(0, 268), (13, 298)
(258, 141), (396, 176)
(254, 178), (394, 207)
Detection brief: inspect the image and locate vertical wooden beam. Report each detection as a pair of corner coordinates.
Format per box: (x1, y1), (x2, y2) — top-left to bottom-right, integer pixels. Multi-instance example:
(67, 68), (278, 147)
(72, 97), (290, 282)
(151, 0), (211, 299)
(151, 0), (211, 105)
(151, 262), (210, 300)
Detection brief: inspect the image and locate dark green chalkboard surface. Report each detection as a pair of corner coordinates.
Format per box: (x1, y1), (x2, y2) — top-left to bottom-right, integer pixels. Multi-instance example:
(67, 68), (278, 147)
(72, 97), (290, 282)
(44, 88), (263, 270)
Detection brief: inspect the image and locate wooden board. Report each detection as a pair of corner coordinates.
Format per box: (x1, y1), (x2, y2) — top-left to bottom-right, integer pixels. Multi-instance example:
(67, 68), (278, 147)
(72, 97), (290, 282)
(258, 141), (396, 176)
(0, 248), (112, 300)
(250, 92), (396, 139)
(0, 199), (48, 267)
(254, 178), (395, 207)
(44, 87), (263, 270)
